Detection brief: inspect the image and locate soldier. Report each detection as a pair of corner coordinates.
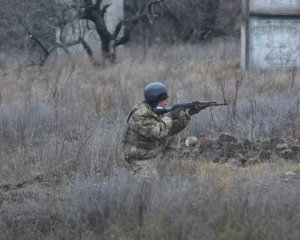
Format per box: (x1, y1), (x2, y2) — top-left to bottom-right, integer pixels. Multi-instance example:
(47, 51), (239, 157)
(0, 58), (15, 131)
(122, 82), (203, 178)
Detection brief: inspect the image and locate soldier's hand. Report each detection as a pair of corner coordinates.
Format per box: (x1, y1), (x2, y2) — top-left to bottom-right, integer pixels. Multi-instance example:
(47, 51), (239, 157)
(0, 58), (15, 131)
(188, 105), (205, 116)
(167, 109), (181, 120)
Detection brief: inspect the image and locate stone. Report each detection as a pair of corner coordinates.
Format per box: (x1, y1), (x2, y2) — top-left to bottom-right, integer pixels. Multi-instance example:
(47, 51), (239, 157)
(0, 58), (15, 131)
(236, 154), (248, 165)
(261, 141), (273, 150)
(185, 136), (198, 147)
(242, 139), (257, 150)
(281, 149), (297, 159)
(259, 150), (272, 159)
(247, 156), (262, 165)
(276, 143), (289, 150)
(218, 134), (237, 143)
(290, 145), (300, 152)
(227, 158), (242, 167)
(285, 171), (297, 176)
(270, 138), (285, 145)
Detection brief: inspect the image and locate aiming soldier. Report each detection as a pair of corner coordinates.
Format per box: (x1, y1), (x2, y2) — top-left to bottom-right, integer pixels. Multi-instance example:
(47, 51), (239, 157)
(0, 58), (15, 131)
(122, 82), (203, 178)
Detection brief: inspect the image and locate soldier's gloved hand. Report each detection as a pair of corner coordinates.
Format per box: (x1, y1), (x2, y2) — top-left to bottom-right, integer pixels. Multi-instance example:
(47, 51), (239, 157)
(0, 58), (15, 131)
(188, 105), (205, 116)
(167, 109), (181, 120)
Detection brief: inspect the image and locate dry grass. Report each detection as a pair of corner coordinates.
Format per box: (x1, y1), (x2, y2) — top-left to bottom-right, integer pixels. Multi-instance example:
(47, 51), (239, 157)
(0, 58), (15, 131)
(0, 38), (300, 239)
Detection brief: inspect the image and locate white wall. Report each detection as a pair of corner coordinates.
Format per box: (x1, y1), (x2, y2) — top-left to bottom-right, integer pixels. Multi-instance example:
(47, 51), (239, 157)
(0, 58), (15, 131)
(103, 0), (124, 34)
(243, 0), (300, 69)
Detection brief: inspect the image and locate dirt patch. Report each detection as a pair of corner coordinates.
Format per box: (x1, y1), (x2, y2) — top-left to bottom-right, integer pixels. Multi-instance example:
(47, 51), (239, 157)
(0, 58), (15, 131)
(280, 170), (300, 187)
(181, 133), (300, 166)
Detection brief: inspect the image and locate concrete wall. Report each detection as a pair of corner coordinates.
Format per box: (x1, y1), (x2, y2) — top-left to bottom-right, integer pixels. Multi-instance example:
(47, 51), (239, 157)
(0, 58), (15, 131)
(249, 18), (300, 69)
(250, 0), (300, 14)
(103, 0), (124, 34)
(242, 0), (300, 69)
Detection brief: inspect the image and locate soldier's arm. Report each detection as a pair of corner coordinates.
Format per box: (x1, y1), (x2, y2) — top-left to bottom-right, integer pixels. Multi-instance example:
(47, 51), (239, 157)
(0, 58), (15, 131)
(170, 111), (191, 135)
(129, 111), (173, 139)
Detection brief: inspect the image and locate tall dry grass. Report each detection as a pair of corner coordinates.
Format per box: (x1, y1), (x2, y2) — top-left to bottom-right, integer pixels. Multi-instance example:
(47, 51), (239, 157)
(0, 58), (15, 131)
(0, 38), (300, 239)
(1, 164), (299, 240)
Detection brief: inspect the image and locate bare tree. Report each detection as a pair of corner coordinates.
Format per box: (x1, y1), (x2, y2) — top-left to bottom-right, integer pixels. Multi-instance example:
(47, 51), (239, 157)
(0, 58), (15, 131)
(157, 0), (240, 42)
(77, 0), (166, 62)
(0, 0), (58, 65)
(0, 0), (88, 66)
(0, 0), (240, 66)
(0, 0), (166, 65)
(164, 0), (220, 42)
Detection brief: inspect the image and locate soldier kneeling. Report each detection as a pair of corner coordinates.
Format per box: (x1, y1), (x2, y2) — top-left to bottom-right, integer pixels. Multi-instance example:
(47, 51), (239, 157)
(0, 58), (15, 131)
(122, 82), (203, 179)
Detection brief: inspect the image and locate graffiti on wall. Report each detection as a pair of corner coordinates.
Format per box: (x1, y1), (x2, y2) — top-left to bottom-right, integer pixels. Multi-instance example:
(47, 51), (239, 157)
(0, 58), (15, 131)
(249, 18), (300, 68)
(243, 0), (300, 69)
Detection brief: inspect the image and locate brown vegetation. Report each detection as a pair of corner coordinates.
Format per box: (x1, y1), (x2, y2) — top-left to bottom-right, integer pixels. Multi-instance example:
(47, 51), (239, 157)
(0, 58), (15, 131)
(0, 0), (240, 66)
(0, 40), (300, 239)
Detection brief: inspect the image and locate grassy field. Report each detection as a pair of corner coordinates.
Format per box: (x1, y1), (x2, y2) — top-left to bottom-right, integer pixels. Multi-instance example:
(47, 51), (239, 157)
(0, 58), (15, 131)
(0, 38), (300, 239)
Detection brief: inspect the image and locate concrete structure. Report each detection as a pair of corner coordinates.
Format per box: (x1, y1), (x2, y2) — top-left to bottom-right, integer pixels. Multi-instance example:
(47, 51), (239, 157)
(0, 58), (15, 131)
(242, 0), (300, 69)
(103, 0), (124, 34)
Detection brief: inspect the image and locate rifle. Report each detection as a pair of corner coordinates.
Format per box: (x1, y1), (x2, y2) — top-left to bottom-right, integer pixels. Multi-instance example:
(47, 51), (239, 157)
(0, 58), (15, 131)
(153, 101), (228, 115)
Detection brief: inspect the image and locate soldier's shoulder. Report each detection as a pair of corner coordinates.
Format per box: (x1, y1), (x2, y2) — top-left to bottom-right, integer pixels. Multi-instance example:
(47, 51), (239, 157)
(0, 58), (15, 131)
(131, 102), (152, 117)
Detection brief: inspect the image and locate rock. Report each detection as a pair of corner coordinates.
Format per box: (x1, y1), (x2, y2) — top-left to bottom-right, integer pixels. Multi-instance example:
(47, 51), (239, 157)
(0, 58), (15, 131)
(185, 136), (198, 147)
(261, 141), (273, 150)
(247, 155), (266, 165)
(276, 143), (289, 150)
(181, 149), (190, 157)
(283, 136), (294, 142)
(290, 145), (300, 152)
(180, 134), (300, 165)
(227, 158), (242, 167)
(242, 139), (257, 150)
(280, 149), (297, 159)
(261, 138), (285, 150)
(213, 157), (228, 164)
(218, 134), (237, 143)
(285, 171), (297, 176)
(283, 177), (289, 182)
(236, 154), (248, 165)
(259, 150), (272, 159)
(270, 137), (285, 145)
(247, 156), (262, 165)
(221, 142), (239, 157)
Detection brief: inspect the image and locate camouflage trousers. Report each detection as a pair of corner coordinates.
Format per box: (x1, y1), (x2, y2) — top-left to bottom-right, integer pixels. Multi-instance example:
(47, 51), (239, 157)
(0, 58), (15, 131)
(126, 159), (159, 180)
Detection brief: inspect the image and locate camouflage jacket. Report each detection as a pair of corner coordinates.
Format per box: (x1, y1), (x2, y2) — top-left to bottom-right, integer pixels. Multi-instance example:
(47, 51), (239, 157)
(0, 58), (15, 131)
(122, 101), (191, 162)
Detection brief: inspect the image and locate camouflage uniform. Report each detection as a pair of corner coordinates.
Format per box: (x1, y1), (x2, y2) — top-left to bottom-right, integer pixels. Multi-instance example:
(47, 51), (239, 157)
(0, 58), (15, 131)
(122, 101), (191, 178)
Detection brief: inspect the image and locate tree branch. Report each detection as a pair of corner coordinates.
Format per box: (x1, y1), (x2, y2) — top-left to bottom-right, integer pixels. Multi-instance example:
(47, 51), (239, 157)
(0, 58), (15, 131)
(18, 20), (49, 56)
(95, 0), (103, 9)
(84, 0), (93, 7)
(79, 37), (94, 59)
(113, 21), (123, 39)
(113, 21), (137, 48)
(100, 4), (111, 16)
(124, 3), (136, 15)
(124, 0), (165, 24)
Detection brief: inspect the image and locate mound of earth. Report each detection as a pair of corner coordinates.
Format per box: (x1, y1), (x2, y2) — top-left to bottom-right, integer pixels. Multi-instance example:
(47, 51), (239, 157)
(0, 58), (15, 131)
(180, 134), (300, 166)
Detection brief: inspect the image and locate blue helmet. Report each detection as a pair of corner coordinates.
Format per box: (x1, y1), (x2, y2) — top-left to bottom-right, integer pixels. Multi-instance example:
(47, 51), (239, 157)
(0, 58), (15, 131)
(144, 82), (168, 105)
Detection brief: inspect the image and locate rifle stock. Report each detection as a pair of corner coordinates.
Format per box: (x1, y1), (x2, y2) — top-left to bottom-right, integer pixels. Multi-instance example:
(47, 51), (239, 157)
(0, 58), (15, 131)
(153, 101), (228, 115)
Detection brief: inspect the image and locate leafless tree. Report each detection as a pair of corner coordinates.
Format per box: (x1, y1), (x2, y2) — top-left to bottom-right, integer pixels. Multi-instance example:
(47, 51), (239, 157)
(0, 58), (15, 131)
(163, 0), (220, 42)
(155, 0), (240, 42)
(0, 0), (166, 65)
(0, 0), (58, 65)
(120, 0), (240, 44)
(0, 0), (240, 66)
(77, 0), (166, 62)
(0, 0), (90, 66)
